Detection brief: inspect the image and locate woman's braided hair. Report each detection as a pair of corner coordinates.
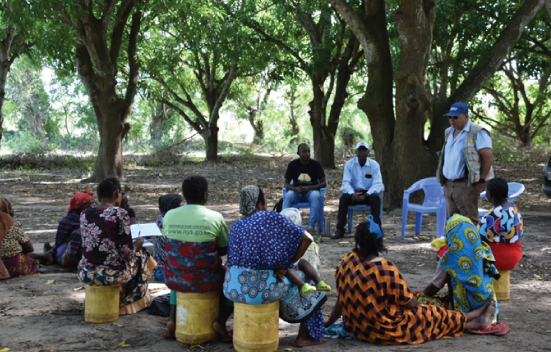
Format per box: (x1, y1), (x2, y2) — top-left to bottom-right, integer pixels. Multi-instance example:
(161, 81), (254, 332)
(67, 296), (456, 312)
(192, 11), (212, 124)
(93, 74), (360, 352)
(354, 221), (385, 261)
(486, 178), (508, 204)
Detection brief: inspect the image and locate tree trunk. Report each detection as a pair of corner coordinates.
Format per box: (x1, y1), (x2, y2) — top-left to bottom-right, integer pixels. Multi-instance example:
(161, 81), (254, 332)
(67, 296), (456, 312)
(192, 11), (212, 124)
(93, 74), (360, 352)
(248, 109), (264, 143)
(150, 102), (164, 148)
(64, 3), (142, 182)
(0, 60), (9, 144)
(288, 89), (300, 143)
(204, 124), (219, 161)
(94, 101), (126, 179)
(309, 75), (335, 168)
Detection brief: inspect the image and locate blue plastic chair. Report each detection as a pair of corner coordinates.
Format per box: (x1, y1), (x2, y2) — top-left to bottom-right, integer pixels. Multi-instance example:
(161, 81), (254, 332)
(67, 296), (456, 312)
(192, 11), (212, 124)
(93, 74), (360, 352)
(283, 181), (325, 233)
(344, 190), (384, 232)
(478, 182), (525, 217)
(401, 177), (446, 239)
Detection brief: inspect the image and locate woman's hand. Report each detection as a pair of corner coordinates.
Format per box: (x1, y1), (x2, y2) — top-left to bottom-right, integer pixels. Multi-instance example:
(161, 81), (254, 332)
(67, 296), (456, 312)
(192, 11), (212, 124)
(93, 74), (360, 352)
(134, 237), (144, 250)
(273, 269), (288, 281)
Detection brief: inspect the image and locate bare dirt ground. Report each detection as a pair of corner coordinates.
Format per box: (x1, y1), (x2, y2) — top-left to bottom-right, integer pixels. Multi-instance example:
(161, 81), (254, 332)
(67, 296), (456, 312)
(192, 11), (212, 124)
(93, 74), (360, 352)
(1, 154), (550, 352)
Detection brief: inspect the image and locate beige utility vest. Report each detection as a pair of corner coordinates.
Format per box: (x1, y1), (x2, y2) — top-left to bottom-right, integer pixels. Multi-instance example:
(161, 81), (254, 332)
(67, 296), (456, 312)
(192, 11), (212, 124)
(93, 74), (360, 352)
(436, 122), (494, 186)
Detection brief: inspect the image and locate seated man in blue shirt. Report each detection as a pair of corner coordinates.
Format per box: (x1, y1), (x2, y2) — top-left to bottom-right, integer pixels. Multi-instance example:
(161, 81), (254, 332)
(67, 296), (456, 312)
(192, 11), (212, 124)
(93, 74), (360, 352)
(283, 143), (327, 234)
(331, 141), (384, 239)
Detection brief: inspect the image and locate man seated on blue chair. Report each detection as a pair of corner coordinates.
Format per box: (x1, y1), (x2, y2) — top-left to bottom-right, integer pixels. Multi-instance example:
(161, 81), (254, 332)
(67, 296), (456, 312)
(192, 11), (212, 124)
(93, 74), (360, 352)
(331, 141), (384, 239)
(283, 143), (327, 235)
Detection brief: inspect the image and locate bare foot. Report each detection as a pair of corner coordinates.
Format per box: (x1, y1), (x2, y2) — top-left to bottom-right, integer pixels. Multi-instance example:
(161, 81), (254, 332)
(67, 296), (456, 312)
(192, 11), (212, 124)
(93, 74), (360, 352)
(478, 299), (496, 329)
(213, 321), (231, 342)
(294, 336), (327, 348)
(163, 320), (175, 339)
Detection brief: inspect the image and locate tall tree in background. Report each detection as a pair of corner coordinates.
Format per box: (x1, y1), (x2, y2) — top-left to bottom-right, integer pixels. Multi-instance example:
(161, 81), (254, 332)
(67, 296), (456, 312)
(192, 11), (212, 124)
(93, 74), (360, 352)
(0, 1), (37, 144)
(5, 60), (56, 139)
(229, 73), (275, 144)
(239, 0), (362, 168)
(329, 0), (546, 208)
(41, 0), (146, 180)
(145, 0), (272, 160)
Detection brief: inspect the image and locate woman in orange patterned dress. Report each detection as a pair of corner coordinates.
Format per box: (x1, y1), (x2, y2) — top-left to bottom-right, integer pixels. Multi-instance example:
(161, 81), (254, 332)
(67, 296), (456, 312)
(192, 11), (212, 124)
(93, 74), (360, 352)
(324, 216), (496, 345)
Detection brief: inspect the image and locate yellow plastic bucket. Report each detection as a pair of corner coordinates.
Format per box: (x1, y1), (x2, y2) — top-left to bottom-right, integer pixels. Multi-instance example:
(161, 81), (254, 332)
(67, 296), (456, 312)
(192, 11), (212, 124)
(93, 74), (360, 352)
(234, 301), (279, 352)
(85, 284), (120, 323)
(176, 290), (219, 344)
(493, 270), (510, 301)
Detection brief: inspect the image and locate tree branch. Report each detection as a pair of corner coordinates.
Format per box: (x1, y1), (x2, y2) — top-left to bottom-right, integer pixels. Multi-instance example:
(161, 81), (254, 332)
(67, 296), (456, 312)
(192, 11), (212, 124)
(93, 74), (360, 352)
(210, 60), (238, 122)
(123, 8), (141, 116)
(110, 0), (137, 73)
(160, 99), (204, 134)
(450, 0), (545, 102)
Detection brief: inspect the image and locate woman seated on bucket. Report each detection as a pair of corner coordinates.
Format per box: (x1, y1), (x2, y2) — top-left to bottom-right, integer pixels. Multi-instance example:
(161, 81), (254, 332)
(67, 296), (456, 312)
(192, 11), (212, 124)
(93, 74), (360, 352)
(478, 178), (524, 272)
(324, 215), (497, 345)
(0, 196), (53, 279)
(224, 185), (328, 348)
(419, 214), (508, 335)
(153, 193), (183, 281)
(279, 207), (330, 294)
(162, 175), (232, 341)
(50, 190), (96, 267)
(77, 178), (155, 314)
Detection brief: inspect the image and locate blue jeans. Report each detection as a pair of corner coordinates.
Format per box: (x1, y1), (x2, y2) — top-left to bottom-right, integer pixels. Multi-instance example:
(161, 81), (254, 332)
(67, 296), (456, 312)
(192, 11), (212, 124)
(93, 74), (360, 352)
(282, 190), (321, 229)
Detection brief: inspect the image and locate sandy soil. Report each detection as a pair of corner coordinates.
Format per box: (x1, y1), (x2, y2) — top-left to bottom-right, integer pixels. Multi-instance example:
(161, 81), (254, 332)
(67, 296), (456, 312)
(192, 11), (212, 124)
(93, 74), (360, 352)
(1, 157), (550, 352)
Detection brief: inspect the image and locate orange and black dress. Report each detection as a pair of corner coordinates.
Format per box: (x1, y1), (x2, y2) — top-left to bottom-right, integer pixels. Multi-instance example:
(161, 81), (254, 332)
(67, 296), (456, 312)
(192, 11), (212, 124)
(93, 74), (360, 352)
(336, 252), (466, 345)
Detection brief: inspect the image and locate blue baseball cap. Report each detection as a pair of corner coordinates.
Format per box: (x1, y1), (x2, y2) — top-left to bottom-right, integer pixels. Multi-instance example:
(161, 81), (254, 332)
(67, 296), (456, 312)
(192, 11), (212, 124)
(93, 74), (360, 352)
(444, 102), (468, 117)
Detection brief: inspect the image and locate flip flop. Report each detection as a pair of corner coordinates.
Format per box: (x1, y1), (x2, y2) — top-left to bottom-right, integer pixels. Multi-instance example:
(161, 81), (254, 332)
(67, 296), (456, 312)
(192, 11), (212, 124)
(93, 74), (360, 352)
(294, 339), (327, 348)
(468, 322), (509, 336)
(492, 322), (510, 336)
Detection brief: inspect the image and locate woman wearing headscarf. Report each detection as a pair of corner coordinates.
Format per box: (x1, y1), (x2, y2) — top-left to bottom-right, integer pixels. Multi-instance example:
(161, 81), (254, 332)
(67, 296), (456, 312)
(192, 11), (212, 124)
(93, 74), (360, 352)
(153, 193), (183, 281)
(52, 190), (95, 267)
(420, 214), (508, 335)
(324, 216), (496, 344)
(0, 197), (50, 279)
(224, 185), (327, 347)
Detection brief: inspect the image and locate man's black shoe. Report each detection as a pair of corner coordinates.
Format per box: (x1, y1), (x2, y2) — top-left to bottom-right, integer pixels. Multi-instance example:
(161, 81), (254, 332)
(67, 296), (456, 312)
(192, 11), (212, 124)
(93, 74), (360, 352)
(331, 230), (345, 240)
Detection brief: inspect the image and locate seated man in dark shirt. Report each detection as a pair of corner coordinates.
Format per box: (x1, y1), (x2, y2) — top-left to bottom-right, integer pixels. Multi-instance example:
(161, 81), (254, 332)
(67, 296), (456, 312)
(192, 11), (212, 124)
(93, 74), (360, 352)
(283, 143), (327, 234)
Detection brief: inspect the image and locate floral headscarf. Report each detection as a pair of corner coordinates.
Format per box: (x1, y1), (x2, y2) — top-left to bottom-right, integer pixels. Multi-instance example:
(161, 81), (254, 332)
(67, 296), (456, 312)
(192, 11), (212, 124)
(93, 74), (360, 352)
(239, 185), (260, 216)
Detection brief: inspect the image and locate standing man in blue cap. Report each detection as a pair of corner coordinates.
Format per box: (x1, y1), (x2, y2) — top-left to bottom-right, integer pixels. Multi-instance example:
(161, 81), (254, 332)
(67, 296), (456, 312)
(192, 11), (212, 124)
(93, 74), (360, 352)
(331, 141), (384, 239)
(436, 102), (494, 224)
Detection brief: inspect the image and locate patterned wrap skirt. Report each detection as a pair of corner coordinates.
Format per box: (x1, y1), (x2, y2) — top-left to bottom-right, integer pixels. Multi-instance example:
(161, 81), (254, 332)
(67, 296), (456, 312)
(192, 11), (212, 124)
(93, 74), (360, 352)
(1, 252), (38, 279)
(78, 248), (152, 308)
(224, 266), (327, 341)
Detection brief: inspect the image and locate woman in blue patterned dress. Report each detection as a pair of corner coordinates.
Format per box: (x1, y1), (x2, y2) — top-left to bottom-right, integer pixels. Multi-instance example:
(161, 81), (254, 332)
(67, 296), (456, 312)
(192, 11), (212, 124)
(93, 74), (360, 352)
(224, 185), (327, 347)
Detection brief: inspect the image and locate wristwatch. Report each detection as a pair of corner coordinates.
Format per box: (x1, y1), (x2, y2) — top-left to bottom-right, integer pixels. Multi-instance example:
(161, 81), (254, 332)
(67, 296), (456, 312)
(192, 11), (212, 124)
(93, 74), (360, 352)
(478, 178), (486, 184)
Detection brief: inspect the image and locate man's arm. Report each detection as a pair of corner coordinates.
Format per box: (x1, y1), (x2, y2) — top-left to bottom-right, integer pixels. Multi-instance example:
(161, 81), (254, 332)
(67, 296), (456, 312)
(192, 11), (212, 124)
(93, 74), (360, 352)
(366, 160), (384, 195)
(342, 161), (355, 194)
(304, 177), (326, 191)
(284, 178), (296, 192)
(477, 148), (493, 192)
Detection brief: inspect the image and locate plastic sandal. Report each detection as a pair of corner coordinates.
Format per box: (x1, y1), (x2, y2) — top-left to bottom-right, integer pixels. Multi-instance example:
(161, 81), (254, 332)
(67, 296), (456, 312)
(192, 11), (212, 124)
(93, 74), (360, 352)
(316, 280), (331, 292)
(300, 283), (316, 295)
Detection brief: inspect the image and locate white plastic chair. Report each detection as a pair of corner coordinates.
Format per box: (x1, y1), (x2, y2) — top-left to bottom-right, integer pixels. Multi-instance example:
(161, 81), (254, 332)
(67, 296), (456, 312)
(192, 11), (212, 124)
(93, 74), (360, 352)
(401, 177), (447, 239)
